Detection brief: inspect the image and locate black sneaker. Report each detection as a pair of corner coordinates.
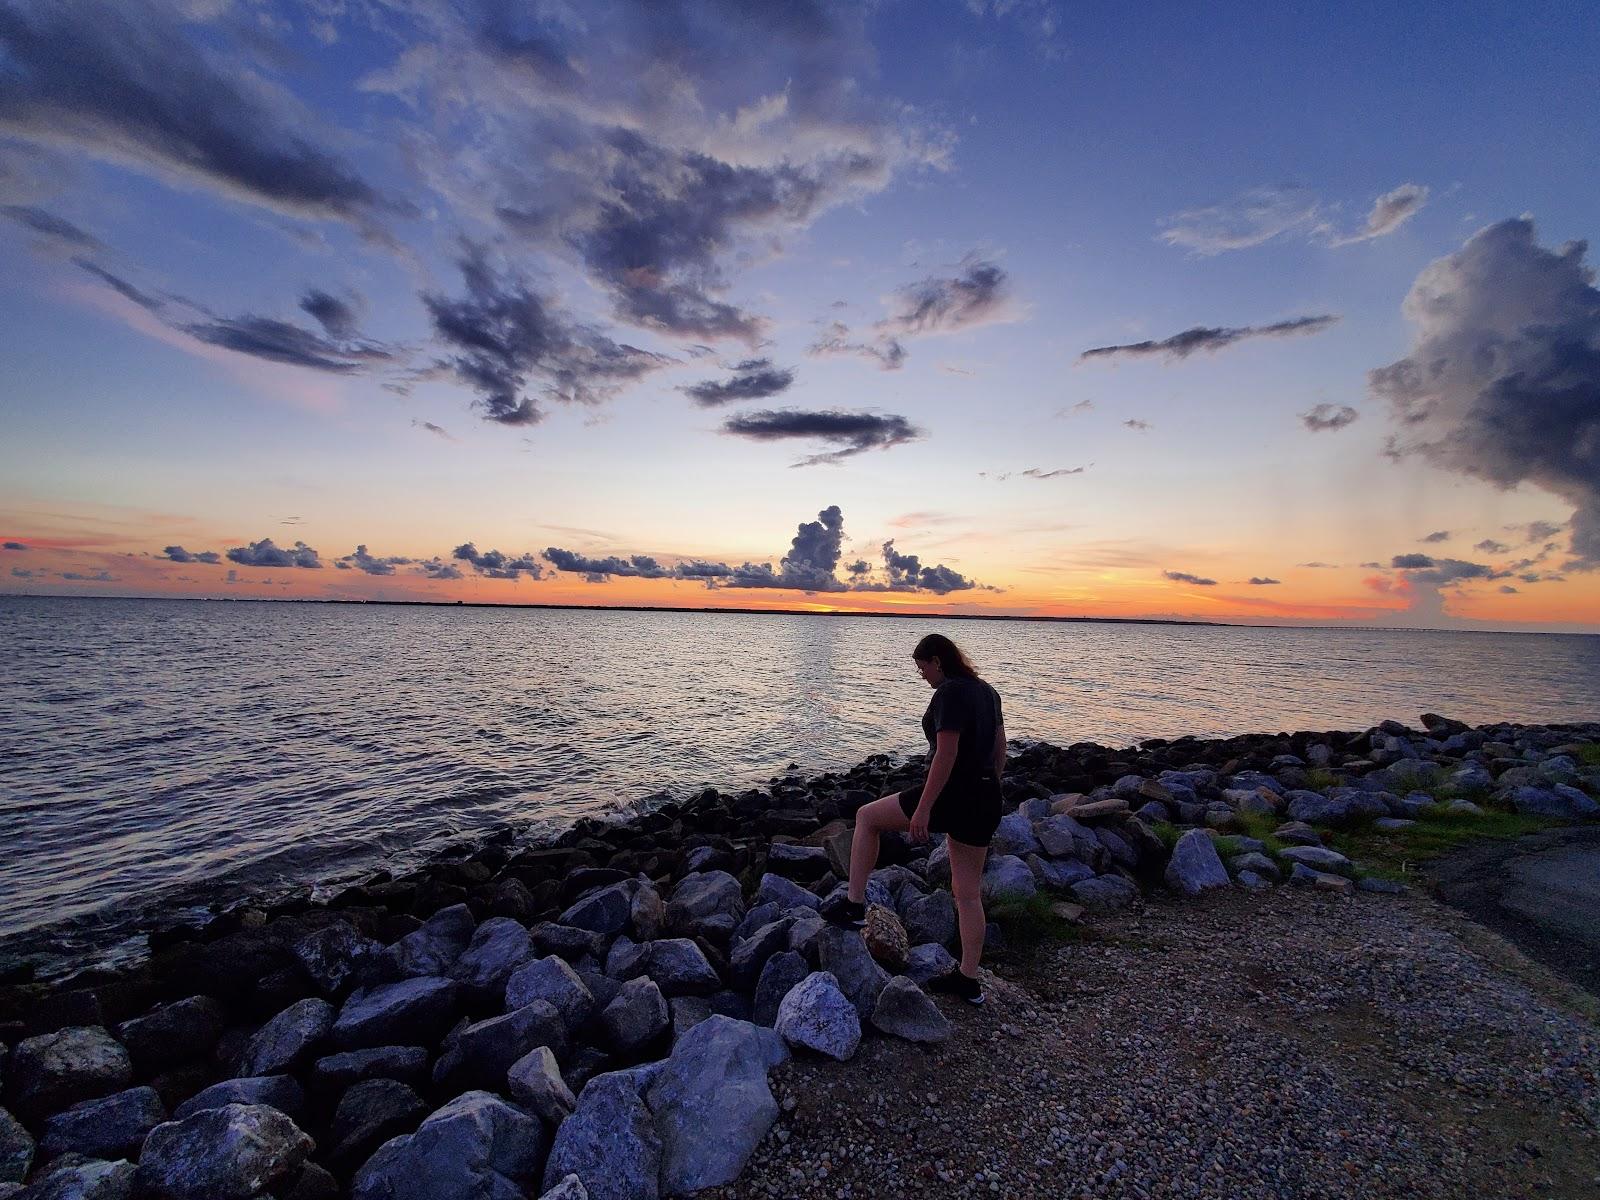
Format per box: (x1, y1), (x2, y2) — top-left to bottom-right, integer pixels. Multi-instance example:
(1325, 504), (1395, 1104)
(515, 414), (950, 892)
(928, 968), (985, 1006)
(819, 894), (866, 929)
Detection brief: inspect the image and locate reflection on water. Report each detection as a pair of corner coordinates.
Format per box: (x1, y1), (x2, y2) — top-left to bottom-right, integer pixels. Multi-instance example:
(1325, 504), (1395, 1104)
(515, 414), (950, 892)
(3, 595), (1598, 953)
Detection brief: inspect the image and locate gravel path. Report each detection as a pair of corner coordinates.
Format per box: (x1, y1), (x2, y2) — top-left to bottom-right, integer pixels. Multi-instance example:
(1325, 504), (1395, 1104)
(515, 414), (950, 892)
(704, 888), (1600, 1199)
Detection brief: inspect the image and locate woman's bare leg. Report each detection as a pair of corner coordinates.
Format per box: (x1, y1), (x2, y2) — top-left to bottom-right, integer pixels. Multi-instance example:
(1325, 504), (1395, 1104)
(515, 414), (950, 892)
(847, 794), (912, 903)
(946, 839), (990, 976)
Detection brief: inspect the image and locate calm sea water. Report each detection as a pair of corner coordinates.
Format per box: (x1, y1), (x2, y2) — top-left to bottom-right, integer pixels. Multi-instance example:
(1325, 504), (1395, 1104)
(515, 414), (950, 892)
(4, 596), (1598, 965)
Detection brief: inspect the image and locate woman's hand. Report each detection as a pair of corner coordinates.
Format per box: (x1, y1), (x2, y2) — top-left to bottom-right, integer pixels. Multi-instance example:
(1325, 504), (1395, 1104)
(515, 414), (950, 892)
(909, 802), (932, 842)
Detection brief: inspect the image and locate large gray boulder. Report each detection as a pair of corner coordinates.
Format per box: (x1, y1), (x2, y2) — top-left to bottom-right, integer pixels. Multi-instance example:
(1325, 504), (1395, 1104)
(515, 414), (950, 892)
(645, 1016), (787, 1194)
(980, 855), (1037, 904)
(506, 1047), (574, 1126)
(752, 951), (809, 1028)
(333, 977), (458, 1049)
(991, 812), (1041, 858)
(505, 957), (595, 1029)
(352, 1091), (546, 1200)
(900, 889), (957, 948)
(765, 843), (829, 881)
(173, 1076), (304, 1122)
(310, 1046), (429, 1093)
(559, 883), (635, 938)
(1026, 854), (1094, 893)
(870, 977), (950, 1043)
(325, 1079), (427, 1174)
(775, 972), (860, 1061)
(390, 904), (476, 978)
(115, 998), (223, 1074)
(432, 1001), (568, 1094)
(4, 1028), (131, 1122)
(17, 1157), (135, 1199)
(542, 1071), (661, 1200)
(1505, 785), (1599, 819)
(529, 924), (605, 963)
(753, 873), (818, 912)
(1068, 874), (1137, 912)
(904, 944), (958, 986)
(293, 924), (386, 998)
(451, 918), (536, 998)
(621, 941), (721, 997)
(136, 1103), (312, 1200)
(39, 1087), (166, 1160)
(728, 921), (794, 993)
(1277, 845), (1355, 876)
(665, 872), (745, 941)
(600, 978), (669, 1055)
(814, 927), (889, 1020)
(238, 998), (334, 1078)
(1164, 829), (1230, 897)
(1284, 790), (1352, 828)
(0, 1107), (31, 1184)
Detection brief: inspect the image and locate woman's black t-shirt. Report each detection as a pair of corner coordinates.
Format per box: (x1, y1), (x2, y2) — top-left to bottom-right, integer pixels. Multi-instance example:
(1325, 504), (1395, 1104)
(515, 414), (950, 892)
(922, 675), (1003, 780)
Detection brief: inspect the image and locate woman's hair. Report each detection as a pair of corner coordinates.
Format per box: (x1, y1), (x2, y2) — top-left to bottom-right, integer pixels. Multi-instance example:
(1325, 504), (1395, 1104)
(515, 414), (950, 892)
(913, 633), (979, 678)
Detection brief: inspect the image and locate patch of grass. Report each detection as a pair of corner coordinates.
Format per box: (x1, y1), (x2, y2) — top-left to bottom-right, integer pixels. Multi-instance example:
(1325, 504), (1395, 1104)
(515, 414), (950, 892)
(1329, 807), (1556, 880)
(989, 892), (1084, 954)
(1573, 743), (1600, 767)
(1148, 821), (1182, 852)
(1233, 811), (1288, 855)
(1303, 766), (1339, 791)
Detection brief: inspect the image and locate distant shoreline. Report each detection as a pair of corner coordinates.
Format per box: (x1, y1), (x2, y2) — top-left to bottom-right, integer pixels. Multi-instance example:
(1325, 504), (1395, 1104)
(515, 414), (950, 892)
(5, 591), (1595, 637)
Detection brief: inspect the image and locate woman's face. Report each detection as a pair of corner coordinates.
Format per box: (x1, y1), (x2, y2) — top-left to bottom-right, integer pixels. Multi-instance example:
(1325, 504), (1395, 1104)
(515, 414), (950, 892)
(914, 655), (944, 687)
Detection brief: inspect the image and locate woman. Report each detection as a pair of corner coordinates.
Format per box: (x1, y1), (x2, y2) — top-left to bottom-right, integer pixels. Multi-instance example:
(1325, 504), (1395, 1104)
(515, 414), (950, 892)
(821, 633), (1005, 1005)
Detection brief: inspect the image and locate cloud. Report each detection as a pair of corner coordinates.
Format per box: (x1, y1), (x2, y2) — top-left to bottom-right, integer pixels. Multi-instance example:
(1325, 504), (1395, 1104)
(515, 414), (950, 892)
(1389, 554), (1499, 585)
(1517, 519), (1566, 543)
(807, 320), (906, 370)
(1081, 315), (1339, 362)
(986, 465), (1088, 481)
(543, 549), (671, 583)
(1, 203), (102, 251)
(1420, 531), (1451, 543)
(73, 258), (165, 311)
(424, 246), (668, 426)
(3, 541), (26, 550)
(161, 545), (220, 564)
(874, 258), (1017, 339)
(0, 1), (398, 227)
(337, 545), (413, 576)
(1248, 576), (1281, 585)
(59, 570), (114, 581)
(184, 312), (389, 373)
(1057, 398), (1094, 417)
(681, 358), (796, 407)
(226, 538), (322, 568)
(721, 408), (923, 467)
(1370, 218), (1600, 566)
(1474, 539), (1510, 555)
(1499, 585), (1518, 594)
(415, 557), (463, 581)
(1298, 561), (1340, 568)
(451, 542), (543, 580)
(1122, 418), (1152, 431)
(878, 539), (977, 594)
(1331, 184), (1429, 246)
(1158, 184), (1325, 254)
(1300, 402), (1358, 432)
(412, 420), (453, 440)
(299, 289), (361, 340)
(1163, 570), (1218, 586)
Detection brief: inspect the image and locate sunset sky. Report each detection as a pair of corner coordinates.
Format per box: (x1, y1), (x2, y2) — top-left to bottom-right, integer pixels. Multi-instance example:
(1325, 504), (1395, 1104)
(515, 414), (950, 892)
(2, 0), (1597, 632)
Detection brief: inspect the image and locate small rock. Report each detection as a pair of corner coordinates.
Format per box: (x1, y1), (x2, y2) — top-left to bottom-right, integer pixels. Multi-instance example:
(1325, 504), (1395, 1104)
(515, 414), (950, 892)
(870, 977), (951, 1043)
(776, 973), (861, 1061)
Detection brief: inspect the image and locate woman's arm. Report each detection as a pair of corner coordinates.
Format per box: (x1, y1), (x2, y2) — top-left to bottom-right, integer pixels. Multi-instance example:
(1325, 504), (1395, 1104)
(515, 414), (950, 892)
(993, 722), (1007, 777)
(911, 731), (961, 840)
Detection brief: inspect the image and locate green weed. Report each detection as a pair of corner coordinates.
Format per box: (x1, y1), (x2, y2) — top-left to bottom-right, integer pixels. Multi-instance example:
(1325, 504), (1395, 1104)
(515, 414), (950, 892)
(989, 892), (1084, 954)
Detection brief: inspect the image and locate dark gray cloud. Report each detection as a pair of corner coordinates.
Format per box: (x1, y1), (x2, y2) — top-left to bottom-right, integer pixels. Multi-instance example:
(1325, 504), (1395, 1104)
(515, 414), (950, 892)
(413, 420), (453, 440)
(874, 259), (1015, 339)
(1248, 576), (1280, 585)
(3, 541), (26, 550)
(1499, 585), (1518, 594)
(226, 538), (322, 568)
(1298, 561), (1339, 568)
(1, 203), (101, 250)
(73, 258), (165, 311)
(185, 313), (390, 373)
(672, 560), (734, 580)
(721, 408), (922, 466)
(337, 545), (413, 576)
(1518, 520), (1566, 543)
(1082, 315), (1339, 362)
(1390, 554), (1500, 585)
(879, 540), (977, 594)
(1371, 218), (1600, 566)
(711, 505), (849, 593)
(1474, 539), (1510, 555)
(299, 289), (361, 340)
(161, 545), (219, 564)
(425, 247), (668, 426)
(1300, 402), (1359, 432)
(11, 566), (35, 577)
(681, 358), (796, 406)
(59, 570), (114, 581)
(451, 542), (543, 580)
(416, 557), (463, 581)
(1331, 184), (1429, 246)
(846, 559), (870, 577)
(0, 1), (397, 226)
(1420, 531), (1451, 543)
(1123, 418), (1152, 431)
(543, 549), (671, 583)
(1163, 570), (1217, 586)
(986, 465), (1088, 481)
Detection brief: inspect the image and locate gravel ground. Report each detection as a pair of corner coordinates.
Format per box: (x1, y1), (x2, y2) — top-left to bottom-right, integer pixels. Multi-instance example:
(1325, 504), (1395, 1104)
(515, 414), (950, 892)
(702, 888), (1600, 1200)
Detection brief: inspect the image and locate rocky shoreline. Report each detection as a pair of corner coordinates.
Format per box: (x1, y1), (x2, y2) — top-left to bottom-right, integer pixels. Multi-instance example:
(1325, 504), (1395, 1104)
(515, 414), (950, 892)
(1, 714), (1597, 1199)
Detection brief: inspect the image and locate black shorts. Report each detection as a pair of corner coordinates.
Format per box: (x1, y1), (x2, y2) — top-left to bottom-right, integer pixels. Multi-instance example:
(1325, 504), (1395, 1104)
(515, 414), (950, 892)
(897, 772), (1003, 849)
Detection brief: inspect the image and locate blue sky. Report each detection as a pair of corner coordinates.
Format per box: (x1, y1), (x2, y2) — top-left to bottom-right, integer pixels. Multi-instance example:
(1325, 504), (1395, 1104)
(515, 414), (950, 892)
(2, 0), (1597, 630)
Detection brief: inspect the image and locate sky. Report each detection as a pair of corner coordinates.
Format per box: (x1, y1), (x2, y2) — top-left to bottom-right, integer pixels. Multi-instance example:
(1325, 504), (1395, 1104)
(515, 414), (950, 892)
(2, 0), (1598, 632)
